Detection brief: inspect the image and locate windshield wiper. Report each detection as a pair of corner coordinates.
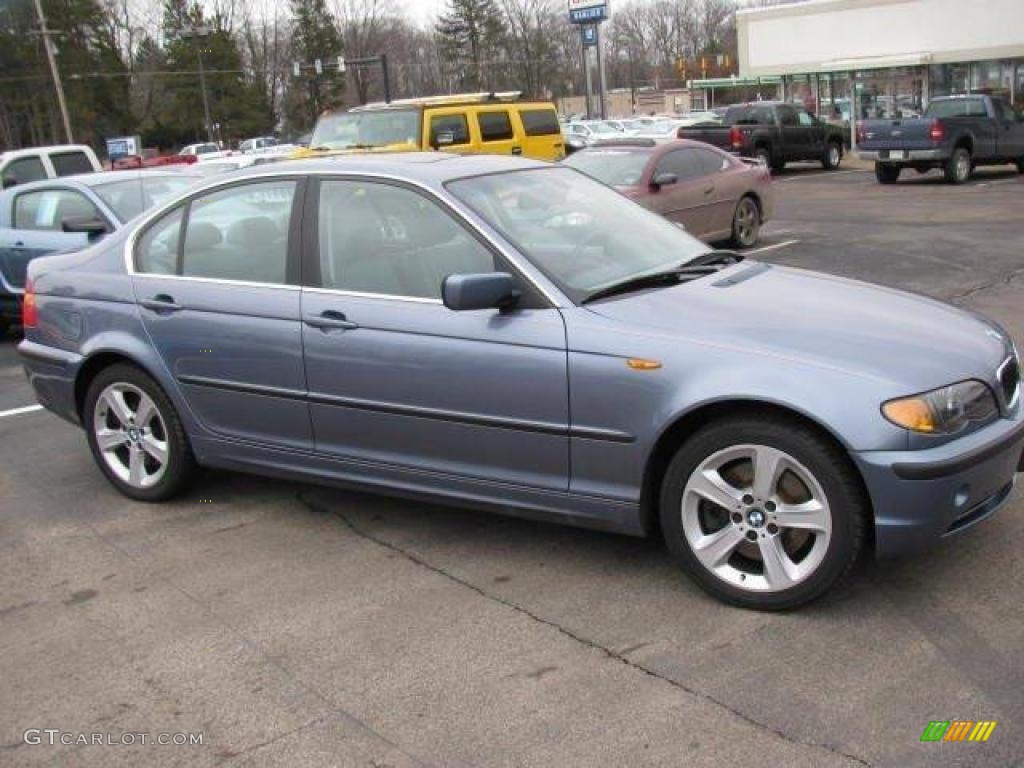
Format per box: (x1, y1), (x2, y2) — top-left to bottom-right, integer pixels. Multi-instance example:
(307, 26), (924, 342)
(308, 145), (332, 152)
(580, 251), (744, 305)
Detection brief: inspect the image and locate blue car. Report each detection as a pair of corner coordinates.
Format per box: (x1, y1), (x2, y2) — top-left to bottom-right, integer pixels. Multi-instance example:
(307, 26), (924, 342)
(0, 169), (201, 333)
(18, 154), (1023, 609)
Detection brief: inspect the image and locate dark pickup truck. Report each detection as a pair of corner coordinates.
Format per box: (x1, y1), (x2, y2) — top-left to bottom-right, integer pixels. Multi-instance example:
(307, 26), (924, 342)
(858, 95), (1024, 184)
(679, 101), (846, 173)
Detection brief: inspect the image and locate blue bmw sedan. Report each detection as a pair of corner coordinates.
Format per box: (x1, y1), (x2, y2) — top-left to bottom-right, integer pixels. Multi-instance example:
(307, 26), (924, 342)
(17, 154), (1023, 609)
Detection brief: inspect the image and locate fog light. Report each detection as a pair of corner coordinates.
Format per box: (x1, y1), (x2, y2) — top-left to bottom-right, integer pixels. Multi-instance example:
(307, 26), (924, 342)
(953, 485), (970, 509)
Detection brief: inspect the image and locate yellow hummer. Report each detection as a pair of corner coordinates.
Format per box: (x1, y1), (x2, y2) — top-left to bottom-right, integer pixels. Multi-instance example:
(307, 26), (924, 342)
(292, 92), (565, 162)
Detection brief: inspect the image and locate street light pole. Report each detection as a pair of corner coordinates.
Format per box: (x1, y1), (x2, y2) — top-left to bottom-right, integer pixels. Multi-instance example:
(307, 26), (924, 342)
(32, 0), (73, 143)
(182, 26), (213, 143)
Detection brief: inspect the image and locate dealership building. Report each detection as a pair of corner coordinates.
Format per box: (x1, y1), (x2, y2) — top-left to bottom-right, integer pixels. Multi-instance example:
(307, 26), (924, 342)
(729, 0), (1024, 142)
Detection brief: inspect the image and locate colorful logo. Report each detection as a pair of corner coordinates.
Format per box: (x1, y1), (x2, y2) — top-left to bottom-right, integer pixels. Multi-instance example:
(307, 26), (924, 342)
(920, 721), (997, 742)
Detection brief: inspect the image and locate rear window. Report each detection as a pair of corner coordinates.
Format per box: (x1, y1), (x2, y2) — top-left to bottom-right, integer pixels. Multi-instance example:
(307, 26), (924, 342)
(925, 99), (988, 118)
(564, 149), (650, 187)
(3, 155), (47, 185)
(728, 106), (774, 126)
(478, 111), (514, 142)
(520, 108), (560, 136)
(50, 151), (94, 177)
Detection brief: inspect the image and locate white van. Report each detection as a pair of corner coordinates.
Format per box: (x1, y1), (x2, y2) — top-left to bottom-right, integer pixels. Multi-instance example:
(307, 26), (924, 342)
(0, 145), (102, 189)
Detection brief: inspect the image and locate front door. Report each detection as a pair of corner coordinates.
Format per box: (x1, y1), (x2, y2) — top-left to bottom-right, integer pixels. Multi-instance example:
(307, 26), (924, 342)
(131, 177), (312, 450)
(301, 177), (569, 491)
(648, 148), (716, 238)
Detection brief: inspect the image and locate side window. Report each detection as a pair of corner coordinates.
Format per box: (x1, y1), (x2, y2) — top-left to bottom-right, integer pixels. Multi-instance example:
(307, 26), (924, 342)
(318, 180), (497, 300)
(50, 151), (94, 177)
(754, 107), (775, 125)
(13, 189), (102, 231)
(695, 148), (729, 175)
(797, 110), (815, 127)
(478, 111), (514, 142)
(3, 156), (47, 186)
(429, 114), (470, 146)
(520, 108), (560, 136)
(136, 208), (183, 275)
(181, 181), (295, 284)
(777, 106), (799, 126)
(994, 99), (1016, 123)
(730, 107), (755, 125)
(656, 150), (705, 182)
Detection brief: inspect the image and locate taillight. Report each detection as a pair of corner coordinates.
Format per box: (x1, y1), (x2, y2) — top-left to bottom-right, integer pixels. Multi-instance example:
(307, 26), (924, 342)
(929, 119), (944, 142)
(729, 125), (743, 150)
(22, 277), (37, 328)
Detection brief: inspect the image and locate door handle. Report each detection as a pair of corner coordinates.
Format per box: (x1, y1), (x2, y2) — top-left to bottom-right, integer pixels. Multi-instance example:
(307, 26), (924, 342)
(704, 185), (715, 195)
(511, 146), (523, 155)
(140, 294), (183, 312)
(304, 310), (359, 330)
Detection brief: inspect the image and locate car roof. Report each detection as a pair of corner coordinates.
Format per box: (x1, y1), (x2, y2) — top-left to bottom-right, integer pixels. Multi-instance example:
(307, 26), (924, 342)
(0, 144), (95, 161)
(0, 169), (202, 196)
(210, 152), (550, 187)
(575, 138), (728, 156)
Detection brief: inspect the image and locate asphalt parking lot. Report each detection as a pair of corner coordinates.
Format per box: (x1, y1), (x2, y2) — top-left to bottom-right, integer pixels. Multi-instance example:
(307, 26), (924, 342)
(2, 164), (1023, 768)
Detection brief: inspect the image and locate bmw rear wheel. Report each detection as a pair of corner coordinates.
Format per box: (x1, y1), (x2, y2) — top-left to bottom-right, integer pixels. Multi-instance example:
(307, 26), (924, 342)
(84, 363), (195, 501)
(660, 415), (866, 610)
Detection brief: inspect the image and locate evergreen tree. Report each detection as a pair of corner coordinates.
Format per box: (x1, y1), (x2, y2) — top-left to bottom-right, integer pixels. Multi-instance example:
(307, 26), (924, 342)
(436, 0), (504, 91)
(289, 0), (345, 127)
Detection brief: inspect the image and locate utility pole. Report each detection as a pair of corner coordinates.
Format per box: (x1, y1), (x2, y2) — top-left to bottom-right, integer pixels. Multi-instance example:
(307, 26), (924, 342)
(181, 26), (214, 143)
(32, 0), (73, 143)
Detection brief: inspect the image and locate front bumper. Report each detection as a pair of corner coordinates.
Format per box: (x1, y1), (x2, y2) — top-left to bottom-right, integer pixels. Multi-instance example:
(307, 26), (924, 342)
(853, 413), (1024, 558)
(858, 149), (946, 163)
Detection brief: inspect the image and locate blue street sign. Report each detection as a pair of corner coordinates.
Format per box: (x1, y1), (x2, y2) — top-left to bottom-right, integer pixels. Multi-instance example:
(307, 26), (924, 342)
(569, 5), (607, 23)
(582, 26), (597, 46)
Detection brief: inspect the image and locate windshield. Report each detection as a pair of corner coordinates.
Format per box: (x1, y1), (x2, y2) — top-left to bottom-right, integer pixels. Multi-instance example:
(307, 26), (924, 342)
(588, 122), (619, 135)
(447, 167), (709, 302)
(310, 109), (421, 150)
(564, 149), (650, 187)
(92, 176), (197, 222)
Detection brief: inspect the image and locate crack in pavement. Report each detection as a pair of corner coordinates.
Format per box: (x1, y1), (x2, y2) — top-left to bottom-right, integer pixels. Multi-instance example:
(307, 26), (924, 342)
(298, 492), (873, 767)
(946, 263), (1024, 305)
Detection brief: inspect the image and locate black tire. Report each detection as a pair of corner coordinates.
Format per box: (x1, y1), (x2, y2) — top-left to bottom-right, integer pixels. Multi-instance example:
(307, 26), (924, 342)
(944, 146), (971, 184)
(1016, 157), (1024, 174)
(729, 196), (761, 249)
(83, 363), (196, 501)
(875, 163), (901, 184)
(821, 141), (842, 170)
(658, 414), (867, 610)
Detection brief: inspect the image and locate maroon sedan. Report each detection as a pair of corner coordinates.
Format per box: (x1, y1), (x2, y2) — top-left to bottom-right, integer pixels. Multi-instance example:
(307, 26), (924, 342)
(562, 139), (774, 248)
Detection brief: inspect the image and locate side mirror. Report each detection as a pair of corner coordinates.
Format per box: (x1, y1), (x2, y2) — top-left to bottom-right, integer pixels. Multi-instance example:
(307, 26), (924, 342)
(651, 171), (677, 190)
(62, 216), (110, 239)
(442, 272), (521, 312)
(1, 174), (17, 190)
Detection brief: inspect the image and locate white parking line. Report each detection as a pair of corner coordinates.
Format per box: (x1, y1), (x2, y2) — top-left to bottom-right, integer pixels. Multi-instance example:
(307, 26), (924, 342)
(0, 404), (44, 419)
(748, 239), (800, 255)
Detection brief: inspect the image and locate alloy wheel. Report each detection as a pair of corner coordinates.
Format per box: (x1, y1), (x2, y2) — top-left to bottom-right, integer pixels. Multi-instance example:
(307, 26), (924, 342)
(680, 444), (832, 593)
(733, 199), (759, 247)
(93, 382), (169, 490)
(828, 144), (841, 168)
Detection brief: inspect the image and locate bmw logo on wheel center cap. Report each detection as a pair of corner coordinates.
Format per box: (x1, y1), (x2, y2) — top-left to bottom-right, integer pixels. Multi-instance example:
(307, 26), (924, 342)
(747, 509), (766, 528)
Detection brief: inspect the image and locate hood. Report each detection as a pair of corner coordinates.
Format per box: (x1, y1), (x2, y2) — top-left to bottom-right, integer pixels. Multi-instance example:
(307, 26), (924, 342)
(585, 262), (1010, 391)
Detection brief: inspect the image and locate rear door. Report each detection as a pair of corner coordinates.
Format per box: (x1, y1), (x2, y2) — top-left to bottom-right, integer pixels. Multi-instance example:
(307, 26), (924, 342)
(693, 147), (739, 236)
(992, 98), (1024, 160)
(776, 105), (810, 160)
(475, 108), (520, 156)
(131, 176), (313, 450)
(424, 110), (476, 155)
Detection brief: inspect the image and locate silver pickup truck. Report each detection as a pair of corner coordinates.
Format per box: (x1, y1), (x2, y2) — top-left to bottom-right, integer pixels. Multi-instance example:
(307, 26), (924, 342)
(0, 170), (200, 333)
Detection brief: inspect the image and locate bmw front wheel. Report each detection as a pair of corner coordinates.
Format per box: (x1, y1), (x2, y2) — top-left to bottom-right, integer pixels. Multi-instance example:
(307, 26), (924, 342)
(660, 415), (867, 610)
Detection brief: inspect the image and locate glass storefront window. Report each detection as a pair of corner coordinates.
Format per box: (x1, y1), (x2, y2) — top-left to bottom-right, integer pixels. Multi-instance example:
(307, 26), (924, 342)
(969, 59), (1014, 102)
(929, 63), (969, 98)
(1016, 63), (1023, 108)
(855, 67), (924, 119)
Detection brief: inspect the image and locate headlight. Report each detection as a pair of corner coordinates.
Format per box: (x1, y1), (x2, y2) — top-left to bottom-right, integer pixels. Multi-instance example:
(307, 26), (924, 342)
(882, 380), (997, 435)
